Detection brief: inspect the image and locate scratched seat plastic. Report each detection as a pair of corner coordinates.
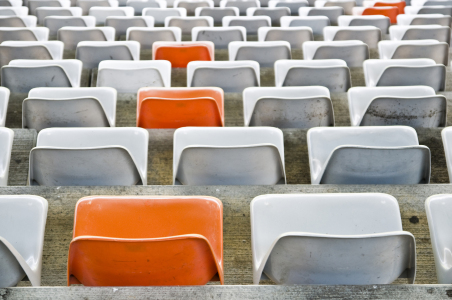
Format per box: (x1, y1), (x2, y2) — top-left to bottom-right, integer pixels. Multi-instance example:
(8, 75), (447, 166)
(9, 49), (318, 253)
(173, 127), (286, 185)
(67, 196), (223, 286)
(0, 27), (48, 43)
(220, 0), (260, 15)
(187, 60), (259, 92)
(299, 7), (344, 26)
(352, 6), (398, 24)
(397, 13), (451, 26)
(28, 0), (70, 16)
(440, 128), (452, 184)
(24, 87), (117, 131)
(378, 40), (449, 65)
(222, 16), (270, 34)
(2, 59), (81, 93)
(127, 27), (181, 49)
(363, 58), (446, 92)
(405, 5), (452, 15)
(268, 0), (308, 16)
(0, 195), (48, 288)
(89, 7), (134, 25)
(338, 15), (390, 33)
(165, 16), (213, 35)
(0, 7), (28, 17)
(142, 7), (186, 25)
(303, 40), (368, 68)
(192, 26), (245, 49)
(315, 0), (355, 15)
(0, 15), (36, 27)
(195, 7), (238, 25)
(29, 127), (148, 186)
(280, 16), (329, 35)
(229, 41), (290, 67)
(0, 41), (63, 67)
(126, 0), (166, 15)
(105, 16), (153, 37)
(251, 193), (416, 284)
(76, 41), (140, 69)
(258, 27), (312, 49)
(389, 25), (451, 44)
(323, 26), (381, 48)
(275, 59), (351, 92)
(243, 86), (334, 128)
(35, 7), (81, 25)
(44, 16), (95, 36)
(97, 60), (171, 93)
(137, 87), (224, 128)
(76, 0), (118, 15)
(348, 86), (446, 127)
(246, 7), (290, 26)
(153, 41), (214, 68)
(0, 87), (9, 127)
(174, 0), (213, 15)
(307, 126), (431, 184)
(57, 27), (115, 50)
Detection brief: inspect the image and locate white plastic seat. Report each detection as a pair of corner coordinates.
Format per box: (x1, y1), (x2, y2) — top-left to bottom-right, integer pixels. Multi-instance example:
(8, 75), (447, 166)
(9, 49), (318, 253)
(187, 60), (259, 92)
(76, 41), (140, 69)
(389, 25), (450, 44)
(88, 7), (133, 25)
(127, 27), (181, 49)
(379, 40), (449, 65)
(243, 86), (333, 128)
(397, 14), (451, 27)
(58, 27), (115, 50)
(220, 0), (260, 15)
(2, 59), (82, 93)
(338, 15), (390, 34)
(348, 86), (446, 127)
(229, 41), (290, 67)
(303, 40), (368, 68)
(126, 0), (166, 15)
(268, 0), (309, 16)
(105, 16), (153, 37)
(35, 7), (82, 26)
(24, 87), (117, 131)
(0, 27), (48, 43)
(97, 60), (170, 93)
(44, 16), (95, 36)
(363, 58), (446, 92)
(222, 16), (270, 35)
(315, 0), (355, 15)
(405, 5), (452, 15)
(280, 16), (329, 35)
(29, 128), (148, 186)
(251, 193), (416, 285)
(307, 126), (431, 184)
(0, 16), (37, 27)
(142, 7), (186, 25)
(0, 41), (63, 67)
(0, 0), (22, 7)
(299, 7), (344, 26)
(274, 59), (351, 92)
(323, 26), (380, 48)
(165, 16), (213, 35)
(173, 127), (286, 185)
(258, 27), (312, 49)
(0, 195), (48, 287)
(174, 0), (213, 16)
(0, 87), (8, 127)
(192, 26), (245, 49)
(246, 7), (290, 26)
(0, 7), (28, 16)
(195, 7), (239, 25)
(76, 0), (119, 15)
(28, 0), (70, 15)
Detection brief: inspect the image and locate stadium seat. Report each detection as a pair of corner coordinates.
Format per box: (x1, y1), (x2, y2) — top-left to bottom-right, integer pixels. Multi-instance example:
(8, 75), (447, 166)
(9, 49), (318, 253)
(348, 86), (446, 127)
(251, 193), (416, 284)
(187, 60), (259, 92)
(2, 59), (82, 92)
(44, 16), (95, 36)
(323, 26), (381, 48)
(389, 25), (451, 44)
(397, 13), (451, 26)
(57, 27), (115, 50)
(362, 0), (405, 13)
(67, 196), (223, 286)
(29, 127), (148, 186)
(405, 5), (452, 15)
(137, 87), (224, 128)
(0, 41), (63, 67)
(89, 7), (134, 25)
(280, 16), (329, 35)
(76, 0), (118, 15)
(258, 27), (312, 49)
(165, 16), (213, 35)
(174, 0), (213, 15)
(97, 60), (171, 93)
(412, 0), (452, 4)
(315, 0), (355, 15)
(0, 0), (22, 6)
(220, 0), (260, 15)
(246, 7), (290, 26)
(338, 15), (390, 33)
(76, 41), (140, 69)
(105, 16), (153, 38)
(173, 127), (286, 185)
(303, 40), (368, 68)
(28, 0), (70, 16)
(0, 15), (36, 27)
(441, 128), (452, 184)
(229, 41), (291, 67)
(0, 8), (27, 17)
(0, 195), (48, 287)
(268, 0), (308, 16)
(0, 87), (8, 127)
(222, 16), (270, 35)
(379, 40), (449, 65)
(24, 87), (117, 131)
(243, 86), (333, 128)
(195, 7), (239, 24)
(126, 0), (166, 15)
(0, 27), (48, 43)
(192, 26), (245, 49)
(142, 7), (186, 25)
(275, 59), (351, 92)
(127, 27), (181, 49)
(299, 7), (344, 26)
(307, 126), (431, 184)
(35, 7), (81, 25)
(363, 59), (446, 91)
(352, 6), (398, 24)
(153, 41), (214, 68)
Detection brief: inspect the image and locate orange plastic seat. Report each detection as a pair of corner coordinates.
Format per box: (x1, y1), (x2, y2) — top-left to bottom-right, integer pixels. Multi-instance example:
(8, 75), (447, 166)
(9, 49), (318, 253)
(67, 196), (223, 286)
(373, 1), (405, 13)
(137, 87), (224, 128)
(362, 7), (399, 23)
(153, 41), (214, 68)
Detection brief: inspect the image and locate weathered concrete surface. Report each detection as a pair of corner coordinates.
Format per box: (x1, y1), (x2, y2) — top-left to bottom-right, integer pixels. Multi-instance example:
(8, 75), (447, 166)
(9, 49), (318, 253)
(8, 129), (36, 186)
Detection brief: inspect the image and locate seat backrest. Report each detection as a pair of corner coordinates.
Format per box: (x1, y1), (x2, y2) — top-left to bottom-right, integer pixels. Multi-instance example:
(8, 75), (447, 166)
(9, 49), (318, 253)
(323, 25), (381, 48)
(229, 41), (291, 67)
(258, 27), (313, 49)
(195, 7), (239, 24)
(105, 16), (153, 36)
(152, 41), (214, 68)
(397, 13), (451, 26)
(35, 7), (81, 25)
(303, 40), (368, 67)
(44, 16), (95, 36)
(126, 0), (166, 15)
(379, 39), (449, 65)
(126, 27), (181, 48)
(338, 15), (390, 33)
(246, 7), (290, 26)
(268, 0), (309, 15)
(280, 16), (329, 35)
(88, 7), (134, 25)
(165, 16), (213, 34)
(192, 26), (246, 49)
(220, 0), (260, 15)
(0, 7), (28, 16)
(0, 15), (37, 27)
(222, 16), (270, 34)
(0, 27), (49, 43)
(299, 7), (344, 25)
(28, 0), (71, 15)
(57, 27), (115, 50)
(142, 7), (186, 25)
(0, 41), (63, 65)
(174, 0), (214, 15)
(76, 41), (140, 69)
(76, 0), (119, 15)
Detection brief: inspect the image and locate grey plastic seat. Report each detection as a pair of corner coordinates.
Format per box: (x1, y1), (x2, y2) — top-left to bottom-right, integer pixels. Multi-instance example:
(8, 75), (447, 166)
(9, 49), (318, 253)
(0, 16), (37, 27)
(363, 59), (446, 92)
(0, 87), (9, 127)
(76, 41), (140, 69)
(187, 60), (259, 92)
(0, 195), (48, 287)
(275, 59), (351, 92)
(307, 126), (431, 184)
(35, 7), (82, 25)
(442, 128), (452, 183)
(89, 7), (134, 25)
(411, 0), (452, 5)
(142, 7), (186, 25)
(0, 41), (63, 67)
(338, 15), (390, 34)
(268, 0), (309, 16)
(192, 26), (245, 49)
(0, 27), (48, 43)
(348, 86), (446, 127)
(105, 16), (153, 38)
(315, 0), (355, 14)
(24, 87), (117, 132)
(76, 0), (118, 15)
(195, 7), (239, 25)
(0, 7), (28, 16)
(222, 16), (270, 35)
(299, 7), (344, 26)
(397, 14), (451, 27)
(126, 0), (166, 15)
(258, 27), (312, 49)
(243, 86), (333, 128)
(127, 27), (181, 49)
(389, 25), (451, 44)
(405, 5), (452, 15)
(173, 127), (286, 185)
(174, 0), (213, 16)
(303, 40), (368, 68)
(246, 7), (290, 26)
(28, 0), (70, 15)
(229, 41), (291, 67)
(97, 60), (171, 93)
(44, 16), (95, 36)
(379, 40), (449, 66)
(251, 193), (416, 285)
(323, 26), (381, 49)
(165, 16), (213, 35)
(58, 27), (115, 50)
(220, 0), (260, 15)
(280, 16), (329, 35)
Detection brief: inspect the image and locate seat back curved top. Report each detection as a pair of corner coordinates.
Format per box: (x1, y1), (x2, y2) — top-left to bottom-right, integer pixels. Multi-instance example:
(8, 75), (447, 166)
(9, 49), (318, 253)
(246, 7), (290, 26)
(57, 26), (115, 50)
(127, 27), (181, 49)
(352, 6), (398, 24)
(323, 25), (381, 48)
(35, 7), (81, 25)
(68, 196), (223, 286)
(0, 0), (23, 7)
(440, 127), (452, 183)
(76, 41), (140, 69)
(0, 27), (48, 43)
(229, 41), (291, 68)
(0, 40), (63, 65)
(44, 16), (95, 36)
(268, 0), (309, 15)
(165, 16), (213, 35)
(104, 16), (153, 37)
(251, 193), (416, 285)
(0, 7), (28, 16)
(389, 25), (451, 44)
(303, 40), (369, 68)
(405, 5), (452, 15)
(0, 127), (13, 185)
(0, 195), (48, 288)
(88, 7), (134, 25)
(142, 7), (186, 25)
(378, 39), (449, 65)
(0, 15), (36, 27)
(192, 26), (246, 49)
(28, 0), (70, 16)
(315, 0), (356, 15)
(299, 6), (344, 25)
(126, 0), (166, 16)
(222, 15), (270, 35)
(174, 0), (214, 15)
(397, 13), (451, 26)
(220, 0), (260, 15)
(195, 7), (239, 24)
(280, 16), (329, 35)
(338, 15), (390, 33)
(153, 41), (214, 68)
(173, 126), (286, 185)
(258, 26), (313, 49)
(76, 0), (118, 15)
